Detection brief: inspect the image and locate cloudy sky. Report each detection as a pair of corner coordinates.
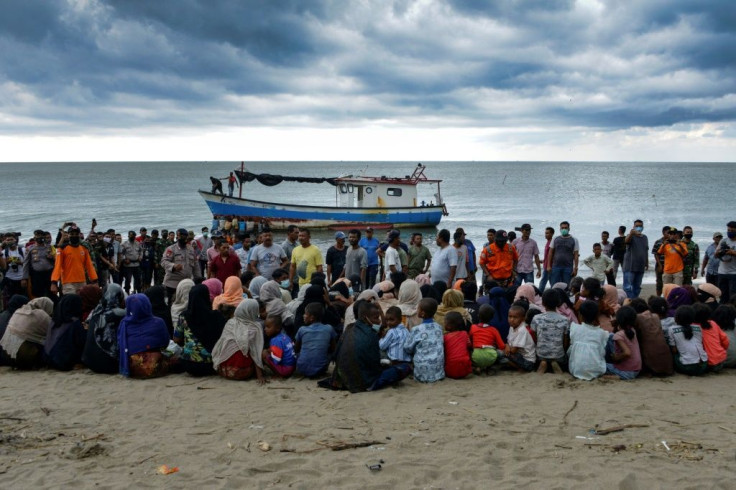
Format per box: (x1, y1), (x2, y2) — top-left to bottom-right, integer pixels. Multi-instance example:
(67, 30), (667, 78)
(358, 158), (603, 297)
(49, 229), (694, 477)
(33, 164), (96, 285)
(1, 0), (734, 162)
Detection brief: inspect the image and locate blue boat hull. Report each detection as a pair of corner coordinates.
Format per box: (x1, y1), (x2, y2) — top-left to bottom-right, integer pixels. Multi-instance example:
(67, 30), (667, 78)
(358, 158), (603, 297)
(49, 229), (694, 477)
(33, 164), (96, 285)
(199, 191), (444, 230)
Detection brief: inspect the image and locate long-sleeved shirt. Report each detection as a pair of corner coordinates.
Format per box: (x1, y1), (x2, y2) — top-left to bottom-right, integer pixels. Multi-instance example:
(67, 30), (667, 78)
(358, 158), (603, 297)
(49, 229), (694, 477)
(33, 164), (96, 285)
(51, 244), (98, 284)
(161, 243), (202, 289)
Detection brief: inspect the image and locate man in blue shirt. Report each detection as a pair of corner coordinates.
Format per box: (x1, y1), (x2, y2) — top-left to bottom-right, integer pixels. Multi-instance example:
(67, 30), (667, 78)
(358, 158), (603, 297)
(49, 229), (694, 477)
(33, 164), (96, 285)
(359, 227), (380, 289)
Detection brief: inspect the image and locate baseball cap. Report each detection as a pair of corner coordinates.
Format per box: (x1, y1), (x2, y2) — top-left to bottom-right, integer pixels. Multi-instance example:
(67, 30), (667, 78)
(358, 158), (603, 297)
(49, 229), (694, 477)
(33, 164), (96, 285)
(366, 226), (374, 232)
(713, 231), (723, 238)
(335, 231), (346, 239)
(668, 227), (678, 233)
(496, 229), (508, 240)
(520, 223), (532, 230)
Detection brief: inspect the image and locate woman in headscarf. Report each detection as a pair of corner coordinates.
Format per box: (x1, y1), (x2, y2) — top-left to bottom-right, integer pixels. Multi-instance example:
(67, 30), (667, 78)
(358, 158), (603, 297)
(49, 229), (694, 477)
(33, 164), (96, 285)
(211, 299), (266, 383)
(420, 284), (441, 302)
(552, 285), (578, 325)
(173, 284), (226, 376)
(248, 276), (268, 300)
(374, 280), (398, 312)
(396, 279), (422, 329)
(259, 279), (295, 336)
(286, 285), (308, 317)
(118, 294), (170, 378)
(203, 278), (223, 302)
(514, 284), (544, 312)
(662, 283), (678, 301)
(414, 274), (431, 287)
(0, 297), (53, 369)
(344, 289), (379, 328)
(0, 294), (28, 341)
(697, 283), (721, 310)
(170, 278), (195, 330)
(78, 284), (103, 322)
(666, 287), (694, 317)
(435, 289), (472, 330)
(432, 281), (448, 299)
(44, 294), (85, 371)
(145, 285), (173, 336)
(82, 284), (126, 374)
(213, 276), (245, 311)
(488, 287), (511, 341)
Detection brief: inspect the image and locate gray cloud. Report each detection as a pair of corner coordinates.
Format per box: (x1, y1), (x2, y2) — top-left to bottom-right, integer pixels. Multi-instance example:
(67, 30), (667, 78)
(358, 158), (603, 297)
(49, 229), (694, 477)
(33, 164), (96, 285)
(0, 0), (734, 135)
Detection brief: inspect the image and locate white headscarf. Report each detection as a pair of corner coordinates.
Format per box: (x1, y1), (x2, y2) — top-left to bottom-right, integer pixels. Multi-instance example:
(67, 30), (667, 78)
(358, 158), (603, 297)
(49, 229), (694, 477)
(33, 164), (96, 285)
(0, 297), (54, 358)
(170, 279), (195, 327)
(211, 299), (264, 370)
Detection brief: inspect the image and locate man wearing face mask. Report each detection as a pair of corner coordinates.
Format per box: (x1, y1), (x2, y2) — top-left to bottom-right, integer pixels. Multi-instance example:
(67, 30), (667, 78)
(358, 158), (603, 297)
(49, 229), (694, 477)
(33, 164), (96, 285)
(546, 221), (579, 287)
(162, 228), (203, 302)
(119, 230), (143, 295)
(1, 233), (26, 304)
(716, 221), (736, 303)
(479, 230), (519, 288)
(622, 219), (650, 298)
(194, 226), (213, 277)
(680, 226), (700, 286)
(93, 231), (116, 287)
(22, 230), (56, 299)
(50, 226), (98, 295)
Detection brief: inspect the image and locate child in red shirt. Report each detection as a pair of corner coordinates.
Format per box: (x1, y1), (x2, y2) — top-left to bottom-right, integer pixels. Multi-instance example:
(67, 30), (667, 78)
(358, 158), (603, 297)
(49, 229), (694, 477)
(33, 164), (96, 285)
(443, 312), (472, 379)
(694, 303), (729, 370)
(469, 304), (506, 374)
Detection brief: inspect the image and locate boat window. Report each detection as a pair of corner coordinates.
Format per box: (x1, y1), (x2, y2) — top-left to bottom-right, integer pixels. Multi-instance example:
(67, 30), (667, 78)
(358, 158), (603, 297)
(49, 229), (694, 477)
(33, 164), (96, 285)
(347, 184), (354, 193)
(339, 184), (347, 194)
(366, 187), (373, 194)
(387, 188), (403, 197)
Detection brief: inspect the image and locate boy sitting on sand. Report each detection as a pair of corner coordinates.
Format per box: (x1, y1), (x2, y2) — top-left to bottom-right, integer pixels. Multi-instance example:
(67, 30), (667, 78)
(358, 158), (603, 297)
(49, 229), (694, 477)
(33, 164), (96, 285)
(443, 311), (472, 379)
(404, 298), (445, 383)
(531, 289), (570, 374)
(294, 303), (337, 377)
(378, 306), (412, 365)
(261, 315), (296, 378)
(504, 304), (537, 372)
(469, 304), (506, 374)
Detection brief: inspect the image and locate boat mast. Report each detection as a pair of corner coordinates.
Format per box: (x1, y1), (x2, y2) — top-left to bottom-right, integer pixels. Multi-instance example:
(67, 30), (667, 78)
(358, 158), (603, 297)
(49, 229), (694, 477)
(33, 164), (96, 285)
(239, 161), (244, 199)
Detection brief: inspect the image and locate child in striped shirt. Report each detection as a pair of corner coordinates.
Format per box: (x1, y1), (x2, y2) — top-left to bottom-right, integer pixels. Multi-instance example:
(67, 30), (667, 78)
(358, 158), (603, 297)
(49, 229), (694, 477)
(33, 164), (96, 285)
(379, 306), (411, 364)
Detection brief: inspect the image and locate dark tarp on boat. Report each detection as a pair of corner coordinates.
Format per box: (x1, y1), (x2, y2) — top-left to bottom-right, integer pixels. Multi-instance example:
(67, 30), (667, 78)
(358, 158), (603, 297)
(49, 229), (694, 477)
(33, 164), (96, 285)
(236, 170), (339, 187)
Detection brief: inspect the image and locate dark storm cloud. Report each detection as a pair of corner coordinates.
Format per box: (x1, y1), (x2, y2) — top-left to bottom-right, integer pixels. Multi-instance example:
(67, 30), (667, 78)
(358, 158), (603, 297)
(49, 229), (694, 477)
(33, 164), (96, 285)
(0, 0), (734, 134)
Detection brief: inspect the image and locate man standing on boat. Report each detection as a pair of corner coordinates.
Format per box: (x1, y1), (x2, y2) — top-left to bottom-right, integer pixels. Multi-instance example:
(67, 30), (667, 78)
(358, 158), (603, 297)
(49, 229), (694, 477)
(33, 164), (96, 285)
(226, 172), (239, 197)
(359, 227), (380, 290)
(326, 232), (348, 286)
(290, 228), (323, 290)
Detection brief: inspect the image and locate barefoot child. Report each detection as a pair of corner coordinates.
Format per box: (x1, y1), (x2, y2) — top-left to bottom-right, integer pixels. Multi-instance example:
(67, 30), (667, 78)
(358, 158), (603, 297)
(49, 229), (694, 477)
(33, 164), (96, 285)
(605, 306), (642, 380)
(531, 289), (570, 374)
(504, 304), (537, 372)
(469, 304), (506, 374)
(567, 301), (608, 380)
(404, 298), (445, 382)
(261, 315), (296, 378)
(294, 303), (337, 377)
(378, 306), (411, 365)
(443, 311), (472, 379)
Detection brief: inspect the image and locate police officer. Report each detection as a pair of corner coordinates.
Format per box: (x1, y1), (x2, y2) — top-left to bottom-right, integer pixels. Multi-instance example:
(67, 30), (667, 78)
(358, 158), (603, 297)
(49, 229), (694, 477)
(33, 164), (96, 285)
(161, 228), (202, 302)
(22, 230), (56, 298)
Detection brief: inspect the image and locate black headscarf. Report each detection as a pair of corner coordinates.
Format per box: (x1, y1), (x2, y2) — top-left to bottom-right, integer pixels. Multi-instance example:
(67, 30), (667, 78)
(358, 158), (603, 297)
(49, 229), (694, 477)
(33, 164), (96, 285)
(53, 294), (83, 326)
(184, 284), (226, 352)
(420, 284), (441, 301)
(145, 285), (174, 336)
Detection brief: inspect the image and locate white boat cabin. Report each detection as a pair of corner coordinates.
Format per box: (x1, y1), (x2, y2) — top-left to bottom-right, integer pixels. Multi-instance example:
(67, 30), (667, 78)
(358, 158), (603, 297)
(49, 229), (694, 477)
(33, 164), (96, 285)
(335, 177), (421, 208)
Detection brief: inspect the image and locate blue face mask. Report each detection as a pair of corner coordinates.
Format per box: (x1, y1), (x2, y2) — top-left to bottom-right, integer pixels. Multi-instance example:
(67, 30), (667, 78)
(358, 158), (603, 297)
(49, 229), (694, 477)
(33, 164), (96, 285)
(372, 324), (382, 332)
(635, 226), (643, 232)
(348, 287), (354, 297)
(280, 280), (290, 289)
(728, 232), (736, 240)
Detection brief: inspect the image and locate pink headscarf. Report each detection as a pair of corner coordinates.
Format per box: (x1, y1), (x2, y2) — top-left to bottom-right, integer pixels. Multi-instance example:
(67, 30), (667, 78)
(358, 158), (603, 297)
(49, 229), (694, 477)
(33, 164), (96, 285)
(514, 284), (544, 311)
(414, 274), (431, 287)
(203, 278), (223, 302)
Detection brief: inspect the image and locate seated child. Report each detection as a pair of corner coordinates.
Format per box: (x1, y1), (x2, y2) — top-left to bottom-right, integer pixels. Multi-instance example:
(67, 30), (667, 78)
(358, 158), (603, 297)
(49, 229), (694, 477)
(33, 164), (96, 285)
(694, 303), (729, 371)
(605, 306), (642, 380)
(404, 298), (445, 383)
(294, 303), (337, 377)
(378, 306), (412, 365)
(443, 311), (472, 379)
(261, 314), (296, 378)
(667, 305), (707, 376)
(567, 301), (609, 380)
(505, 304), (537, 372)
(531, 289), (570, 374)
(469, 304), (506, 374)
(633, 298), (674, 376)
(525, 308), (542, 343)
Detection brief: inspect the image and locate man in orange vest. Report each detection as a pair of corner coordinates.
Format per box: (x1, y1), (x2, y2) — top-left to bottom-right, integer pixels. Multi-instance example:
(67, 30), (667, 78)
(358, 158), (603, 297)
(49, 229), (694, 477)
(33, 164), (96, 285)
(479, 230), (519, 288)
(50, 226), (98, 295)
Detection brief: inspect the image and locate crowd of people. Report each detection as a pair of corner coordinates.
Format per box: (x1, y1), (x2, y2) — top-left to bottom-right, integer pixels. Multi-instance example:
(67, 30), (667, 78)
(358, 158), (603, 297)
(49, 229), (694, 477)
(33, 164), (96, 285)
(0, 218), (735, 390)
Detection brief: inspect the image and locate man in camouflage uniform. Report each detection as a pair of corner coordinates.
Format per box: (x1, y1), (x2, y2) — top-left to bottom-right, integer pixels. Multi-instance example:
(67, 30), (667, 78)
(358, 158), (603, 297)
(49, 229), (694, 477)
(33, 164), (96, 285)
(681, 225), (700, 286)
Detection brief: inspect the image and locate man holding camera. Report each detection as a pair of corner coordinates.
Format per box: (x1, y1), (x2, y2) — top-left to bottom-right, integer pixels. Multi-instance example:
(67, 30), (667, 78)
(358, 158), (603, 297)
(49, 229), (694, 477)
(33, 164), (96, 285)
(716, 221), (736, 303)
(22, 230), (56, 299)
(1, 233), (26, 305)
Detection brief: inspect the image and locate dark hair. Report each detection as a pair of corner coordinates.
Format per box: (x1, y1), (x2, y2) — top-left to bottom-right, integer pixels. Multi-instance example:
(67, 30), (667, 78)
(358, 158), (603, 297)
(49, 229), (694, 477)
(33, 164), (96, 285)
(711, 305), (736, 331)
(391, 272), (407, 294)
(693, 303), (712, 329)
(460, 281), (477, 301)
(628, 297), (649, 313)
(674, 305), (695, 340)
(728, 221), (736, 229)
(582, 277), (604, 300)
(570, 276), (584, 293)
(300, 227), (311, 236)
(560, 221), (570, 227)
(240, 270), (255, 286)
(305, 302), (324, 321)
(602, 231), (609, 236)
(437, 229), (450, 243)
(478, 304), (495, 323)
(218, 304), (237, 320)
(593, 242), (601, 249)
(412, 232), (422, 238)
(634, 219), (643, 226)
(662, 225), (671, 233)
(542, 289), (561, 310)
(266, 314), (283, 328)
(579, 300), (599, 324)
(385, 305), (402, 319)
(271, 268), (289, 280)
(619, 225), (627, 233)
(348, 228), (361, 239)
(453, 231), (463, 241)
(359, 302), (380, 323)
(418, 298), (438, 318)
(444, 311), (464, 331)
(511, 300), (529, 313)
(647, 296), (668, 316)
(352, 299), (368, 323)
(287, 225), (299, 233)
(545, 226), (554, 234)
(508, 304), (526, 317)
(487, 228), (496, 234)
(526, 308), (542, 325)
(615, 306), (637, 340)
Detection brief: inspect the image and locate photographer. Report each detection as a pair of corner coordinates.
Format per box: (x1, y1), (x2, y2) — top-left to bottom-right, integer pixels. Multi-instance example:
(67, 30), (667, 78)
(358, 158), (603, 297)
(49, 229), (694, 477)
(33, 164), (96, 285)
(1, 233), (26, 305)
(716, 221), (736, 303)
(22, 230), (56, 299)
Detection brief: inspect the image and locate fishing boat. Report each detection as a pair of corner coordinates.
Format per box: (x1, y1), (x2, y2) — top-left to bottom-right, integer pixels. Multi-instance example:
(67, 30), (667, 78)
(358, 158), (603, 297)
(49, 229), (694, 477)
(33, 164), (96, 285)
(199, 163), (448, 231)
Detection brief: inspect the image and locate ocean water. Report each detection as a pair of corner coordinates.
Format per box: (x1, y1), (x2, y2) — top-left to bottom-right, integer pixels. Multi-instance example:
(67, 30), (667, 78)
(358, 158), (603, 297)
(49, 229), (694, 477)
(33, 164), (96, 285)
(1, 161), (731, 283)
